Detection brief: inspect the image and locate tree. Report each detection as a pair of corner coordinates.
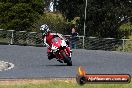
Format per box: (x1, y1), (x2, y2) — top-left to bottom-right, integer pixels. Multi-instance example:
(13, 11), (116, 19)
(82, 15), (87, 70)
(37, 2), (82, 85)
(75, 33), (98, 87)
(57, 0), (84, 21)
(32, 12), (68, 34)
(119, 22), (132, 38)
(43, 0), (51, 11)
(0, 0), (45, 31)
(85, 0), (132, 38)
(56, 0), (132, 38)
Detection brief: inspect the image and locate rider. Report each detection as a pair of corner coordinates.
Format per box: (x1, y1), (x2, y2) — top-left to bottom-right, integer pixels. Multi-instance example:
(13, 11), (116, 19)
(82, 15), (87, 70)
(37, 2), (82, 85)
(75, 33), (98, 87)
(40, 24), (72, 60)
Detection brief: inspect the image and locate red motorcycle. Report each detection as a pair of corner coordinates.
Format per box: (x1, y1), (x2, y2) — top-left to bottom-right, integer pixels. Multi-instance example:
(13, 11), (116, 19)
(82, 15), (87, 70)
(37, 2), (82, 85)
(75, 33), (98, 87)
(50, 36), (72, 66)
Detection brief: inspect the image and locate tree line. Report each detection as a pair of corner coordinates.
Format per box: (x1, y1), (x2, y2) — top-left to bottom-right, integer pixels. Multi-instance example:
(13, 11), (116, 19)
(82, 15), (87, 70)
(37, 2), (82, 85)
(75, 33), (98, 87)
(0, 0), (132, 38)
(57, 0), (132, 38)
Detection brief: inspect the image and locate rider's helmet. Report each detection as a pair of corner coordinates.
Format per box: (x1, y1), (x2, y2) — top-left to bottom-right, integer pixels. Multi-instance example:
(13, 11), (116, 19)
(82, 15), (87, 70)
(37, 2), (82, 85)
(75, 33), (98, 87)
(40, 24), (50, 35)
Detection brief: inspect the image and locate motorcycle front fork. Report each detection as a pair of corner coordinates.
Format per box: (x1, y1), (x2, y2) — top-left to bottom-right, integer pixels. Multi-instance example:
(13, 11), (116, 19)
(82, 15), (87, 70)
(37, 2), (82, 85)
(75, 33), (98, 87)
(64, 48), (72, 58)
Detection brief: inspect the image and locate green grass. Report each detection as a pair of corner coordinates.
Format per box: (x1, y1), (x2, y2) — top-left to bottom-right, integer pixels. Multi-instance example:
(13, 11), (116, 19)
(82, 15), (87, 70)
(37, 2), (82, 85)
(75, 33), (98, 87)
(116, 40), (132, 52)
(0, 37), (10, 43)
(0, 81), (131, 88)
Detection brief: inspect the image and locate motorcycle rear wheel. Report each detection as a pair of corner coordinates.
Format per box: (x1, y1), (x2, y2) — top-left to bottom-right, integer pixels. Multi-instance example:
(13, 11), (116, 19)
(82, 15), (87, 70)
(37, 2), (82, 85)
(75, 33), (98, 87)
(61, 51), (72, 66)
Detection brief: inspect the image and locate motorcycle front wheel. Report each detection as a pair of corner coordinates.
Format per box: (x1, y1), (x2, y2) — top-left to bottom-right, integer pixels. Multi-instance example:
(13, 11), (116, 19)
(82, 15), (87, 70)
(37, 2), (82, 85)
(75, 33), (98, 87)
(61, 51), (72, 66)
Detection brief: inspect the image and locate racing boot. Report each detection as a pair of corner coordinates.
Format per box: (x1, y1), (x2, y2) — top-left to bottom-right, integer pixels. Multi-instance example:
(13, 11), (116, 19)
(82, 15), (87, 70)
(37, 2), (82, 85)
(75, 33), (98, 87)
(48, 52), (54, 60)
(47, 47), (55, 60)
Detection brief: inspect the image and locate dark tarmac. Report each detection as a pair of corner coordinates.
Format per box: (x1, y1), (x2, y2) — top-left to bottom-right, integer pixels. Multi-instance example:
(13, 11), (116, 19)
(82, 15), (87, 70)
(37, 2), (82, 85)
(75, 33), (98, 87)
(0, 45), (132, 78)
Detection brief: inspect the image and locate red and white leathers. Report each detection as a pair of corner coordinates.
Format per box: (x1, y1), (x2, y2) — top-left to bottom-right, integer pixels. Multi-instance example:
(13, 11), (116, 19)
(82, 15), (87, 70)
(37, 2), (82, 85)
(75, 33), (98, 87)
(43, 32), (72, 59)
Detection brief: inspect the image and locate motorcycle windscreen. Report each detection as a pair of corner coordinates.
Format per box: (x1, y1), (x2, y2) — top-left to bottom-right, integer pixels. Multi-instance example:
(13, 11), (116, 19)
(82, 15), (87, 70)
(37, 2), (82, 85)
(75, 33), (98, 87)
(52, 37), (62, 48)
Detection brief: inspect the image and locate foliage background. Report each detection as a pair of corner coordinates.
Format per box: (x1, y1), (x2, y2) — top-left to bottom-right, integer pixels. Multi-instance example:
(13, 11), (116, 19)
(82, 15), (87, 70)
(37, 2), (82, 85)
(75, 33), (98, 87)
(0, 0), (132, 38)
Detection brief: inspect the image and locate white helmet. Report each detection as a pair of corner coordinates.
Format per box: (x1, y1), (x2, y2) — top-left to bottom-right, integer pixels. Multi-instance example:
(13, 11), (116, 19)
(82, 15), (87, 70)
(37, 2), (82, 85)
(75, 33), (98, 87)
(40, 24), (50, 35)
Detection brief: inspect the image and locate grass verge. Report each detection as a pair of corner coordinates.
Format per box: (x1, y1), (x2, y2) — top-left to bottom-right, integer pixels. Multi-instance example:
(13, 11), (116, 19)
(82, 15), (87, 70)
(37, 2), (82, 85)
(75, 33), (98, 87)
(0, 79), (131, 88)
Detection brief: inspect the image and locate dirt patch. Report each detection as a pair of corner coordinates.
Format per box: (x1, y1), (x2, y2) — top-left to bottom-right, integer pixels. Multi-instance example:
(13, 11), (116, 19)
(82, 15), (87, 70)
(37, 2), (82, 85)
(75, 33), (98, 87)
(0, 78), (76, 85)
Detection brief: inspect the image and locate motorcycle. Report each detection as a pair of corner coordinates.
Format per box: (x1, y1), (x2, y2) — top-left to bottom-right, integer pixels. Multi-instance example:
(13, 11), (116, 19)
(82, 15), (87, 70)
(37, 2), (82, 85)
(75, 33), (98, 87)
(50, 36), (72, 66)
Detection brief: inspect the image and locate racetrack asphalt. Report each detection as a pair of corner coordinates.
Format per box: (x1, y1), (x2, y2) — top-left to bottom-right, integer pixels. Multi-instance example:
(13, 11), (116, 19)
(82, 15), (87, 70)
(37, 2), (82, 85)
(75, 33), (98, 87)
(0, 45), (132, 78)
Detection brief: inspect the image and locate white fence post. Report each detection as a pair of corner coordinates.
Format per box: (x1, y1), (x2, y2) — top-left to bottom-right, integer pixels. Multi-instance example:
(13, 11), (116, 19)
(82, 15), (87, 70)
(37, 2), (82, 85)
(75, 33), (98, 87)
(83, 36), (85, 49)
(122, 39), (125, 52)
(7, 30), (14, 45)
